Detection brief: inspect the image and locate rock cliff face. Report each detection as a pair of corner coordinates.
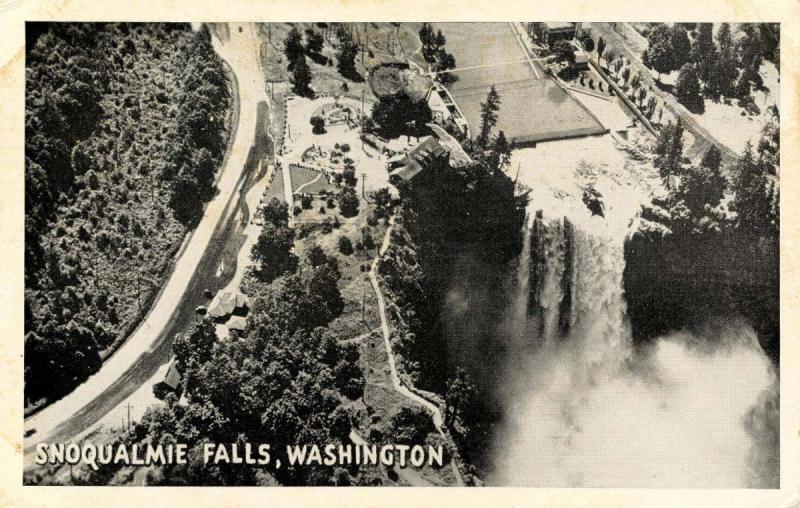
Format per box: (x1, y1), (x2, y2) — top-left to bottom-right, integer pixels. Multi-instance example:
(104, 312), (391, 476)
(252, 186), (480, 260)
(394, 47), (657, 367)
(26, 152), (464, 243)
(623, 232), (779, 363)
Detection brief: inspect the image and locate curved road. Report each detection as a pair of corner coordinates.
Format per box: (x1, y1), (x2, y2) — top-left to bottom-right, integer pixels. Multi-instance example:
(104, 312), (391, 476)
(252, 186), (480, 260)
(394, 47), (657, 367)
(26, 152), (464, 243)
(24, 23), (269, 460)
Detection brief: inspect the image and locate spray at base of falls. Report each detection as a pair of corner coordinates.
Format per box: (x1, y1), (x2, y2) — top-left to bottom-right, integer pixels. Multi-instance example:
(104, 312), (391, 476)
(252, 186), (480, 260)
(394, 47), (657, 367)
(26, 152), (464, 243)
(489, 163), (778, 487)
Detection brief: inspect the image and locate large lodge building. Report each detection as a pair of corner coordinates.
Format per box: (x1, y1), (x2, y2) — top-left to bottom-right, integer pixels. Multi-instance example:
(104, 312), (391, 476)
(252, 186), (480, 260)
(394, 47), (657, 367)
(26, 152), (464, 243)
(526, 22), (581, 46)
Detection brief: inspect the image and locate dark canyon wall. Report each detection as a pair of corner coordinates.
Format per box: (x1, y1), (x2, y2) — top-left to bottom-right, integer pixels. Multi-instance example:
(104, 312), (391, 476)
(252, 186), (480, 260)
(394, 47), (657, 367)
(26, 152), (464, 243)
(623, 232), (779, 363)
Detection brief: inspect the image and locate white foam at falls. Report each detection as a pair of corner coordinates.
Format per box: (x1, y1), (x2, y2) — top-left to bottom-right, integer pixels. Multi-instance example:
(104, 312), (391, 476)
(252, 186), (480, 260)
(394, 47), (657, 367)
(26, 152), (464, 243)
(567, 223), (631, 367)
(536, 217), (566, 343)
(492, 157), (778, 488)
(509, 215), (533, 328)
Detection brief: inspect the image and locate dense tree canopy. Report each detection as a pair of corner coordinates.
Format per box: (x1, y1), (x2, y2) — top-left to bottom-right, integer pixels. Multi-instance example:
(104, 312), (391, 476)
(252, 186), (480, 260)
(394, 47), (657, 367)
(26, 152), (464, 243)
(369, 91), (432, 139)
(24, 23), (231, 407)
(78, 224), (365, 486)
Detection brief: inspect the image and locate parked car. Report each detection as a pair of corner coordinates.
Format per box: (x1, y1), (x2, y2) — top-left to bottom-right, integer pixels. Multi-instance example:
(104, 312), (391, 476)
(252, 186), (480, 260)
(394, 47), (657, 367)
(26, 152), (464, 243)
(195, 305), (208, 315)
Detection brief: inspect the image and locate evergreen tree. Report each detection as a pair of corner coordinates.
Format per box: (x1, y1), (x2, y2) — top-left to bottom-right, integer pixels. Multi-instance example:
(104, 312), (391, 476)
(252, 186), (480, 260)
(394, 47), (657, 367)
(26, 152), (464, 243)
(579, 33), (595, 52)
(733, 141), (779, 237)
(690, 23), (717, 87)
(642, 24), (676, 81)
(284, 28), (304, 69)
(597, 36), (606, 62)
(370, 91), (432, 139)
(338, 186), (360, 217)
(716, 23), (733, 54)
(670, 25), (692, 70)
(478, 86), (501, 147)
(679, 158), (727, 218)
(654, 120), (685, 182)
(419, 23), (434, 48)
(675, 63), (704, 113)
(700, 145), (722, 173)
(711, 46), (738, 99)
(304, 28), (324, 54)
(336, 35), (359, 80)
(291, 53), (312, 96)
(434, 30), (446, 49)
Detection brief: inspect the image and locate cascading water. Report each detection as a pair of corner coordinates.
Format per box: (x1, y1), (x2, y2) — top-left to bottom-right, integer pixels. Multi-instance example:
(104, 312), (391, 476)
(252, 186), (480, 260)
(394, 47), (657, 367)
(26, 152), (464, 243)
(490, 142), (778, 488)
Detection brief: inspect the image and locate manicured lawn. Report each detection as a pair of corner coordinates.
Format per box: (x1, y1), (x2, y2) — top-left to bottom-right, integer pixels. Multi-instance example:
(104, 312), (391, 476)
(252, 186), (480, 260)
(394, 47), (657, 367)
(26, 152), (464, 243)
(262, 167), (285, 202)
(289, 164), (323, 193)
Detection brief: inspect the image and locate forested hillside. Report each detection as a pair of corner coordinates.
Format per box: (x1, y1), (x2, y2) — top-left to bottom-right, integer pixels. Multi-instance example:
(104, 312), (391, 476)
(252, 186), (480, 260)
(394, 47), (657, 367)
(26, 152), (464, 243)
(625, 109), (779, 361)
(24, 23), (232, 409)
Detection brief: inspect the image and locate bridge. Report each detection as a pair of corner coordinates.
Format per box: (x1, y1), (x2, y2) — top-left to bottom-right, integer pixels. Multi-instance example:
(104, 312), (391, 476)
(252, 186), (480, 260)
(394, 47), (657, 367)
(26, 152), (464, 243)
(426, 55), (553, 78)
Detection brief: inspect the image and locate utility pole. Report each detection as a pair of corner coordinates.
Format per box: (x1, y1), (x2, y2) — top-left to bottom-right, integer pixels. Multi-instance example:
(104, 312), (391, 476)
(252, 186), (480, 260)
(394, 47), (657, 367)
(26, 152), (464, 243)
(135, 270), (141, 313)
(363, 26), (369, 65)
(361, 89), (365, 115)
(362, 173), (366, 199)
(127, 402), (132, 433)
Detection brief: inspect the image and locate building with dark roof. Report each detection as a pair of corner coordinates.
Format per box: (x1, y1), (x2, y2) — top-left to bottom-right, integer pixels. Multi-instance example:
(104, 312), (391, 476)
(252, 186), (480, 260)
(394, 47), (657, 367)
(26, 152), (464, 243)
(207, 291), (250, 321)
(527, 22), (580, 46)
(153, 361), (182, 400)
(388, 137), (451, 185)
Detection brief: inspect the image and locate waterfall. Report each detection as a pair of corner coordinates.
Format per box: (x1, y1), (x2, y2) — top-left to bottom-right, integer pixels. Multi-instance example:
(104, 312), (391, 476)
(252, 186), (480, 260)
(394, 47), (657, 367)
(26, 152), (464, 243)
(509, 215), (532, 329)
(530, 214), (569, 344)
(490, 156), (777, 487)
(527, 206), (630, 364)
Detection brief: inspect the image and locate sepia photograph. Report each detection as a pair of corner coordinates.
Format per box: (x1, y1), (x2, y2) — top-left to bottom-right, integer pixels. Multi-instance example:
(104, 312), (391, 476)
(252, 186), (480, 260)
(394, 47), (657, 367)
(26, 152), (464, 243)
(10, 10), (787, 498)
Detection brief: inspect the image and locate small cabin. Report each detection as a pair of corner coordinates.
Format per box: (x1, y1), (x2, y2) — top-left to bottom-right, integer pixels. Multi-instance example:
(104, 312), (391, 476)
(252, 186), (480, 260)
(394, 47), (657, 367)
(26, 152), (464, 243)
(207, 291), (250, 321)
(153, 361), (182, 400)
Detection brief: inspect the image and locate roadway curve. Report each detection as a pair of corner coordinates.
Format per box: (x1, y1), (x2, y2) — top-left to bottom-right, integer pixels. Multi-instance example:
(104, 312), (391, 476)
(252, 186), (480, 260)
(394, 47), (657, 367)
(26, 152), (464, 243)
(23, 23), (269, 460)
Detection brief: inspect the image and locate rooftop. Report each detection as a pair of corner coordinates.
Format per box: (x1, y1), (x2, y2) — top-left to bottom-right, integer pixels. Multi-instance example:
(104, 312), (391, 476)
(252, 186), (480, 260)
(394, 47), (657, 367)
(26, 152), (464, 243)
(543, 22), (576, 31)
(390, 136), (450, 182)
(208, 291), (250, 319)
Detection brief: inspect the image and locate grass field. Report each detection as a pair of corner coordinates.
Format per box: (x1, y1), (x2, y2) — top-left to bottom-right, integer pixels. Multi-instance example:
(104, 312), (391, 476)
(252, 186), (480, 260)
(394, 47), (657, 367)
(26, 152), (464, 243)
(296, 173), (333, 195)
(262, 167), (285, 202)
(289, 164), (324, 193)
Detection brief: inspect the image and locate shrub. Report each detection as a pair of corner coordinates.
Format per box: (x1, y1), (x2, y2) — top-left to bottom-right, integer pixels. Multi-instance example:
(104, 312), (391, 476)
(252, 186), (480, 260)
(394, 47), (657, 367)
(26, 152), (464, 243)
(361, 227), (376, 250)
(339, 187), (359, 218)
(310, 115), (326, 134)
(338, 236), (354, 255)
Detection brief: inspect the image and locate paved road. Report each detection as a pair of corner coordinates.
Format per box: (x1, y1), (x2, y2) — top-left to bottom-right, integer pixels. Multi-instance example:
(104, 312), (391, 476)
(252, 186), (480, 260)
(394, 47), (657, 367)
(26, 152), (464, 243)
(23, 23), (269, 459)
